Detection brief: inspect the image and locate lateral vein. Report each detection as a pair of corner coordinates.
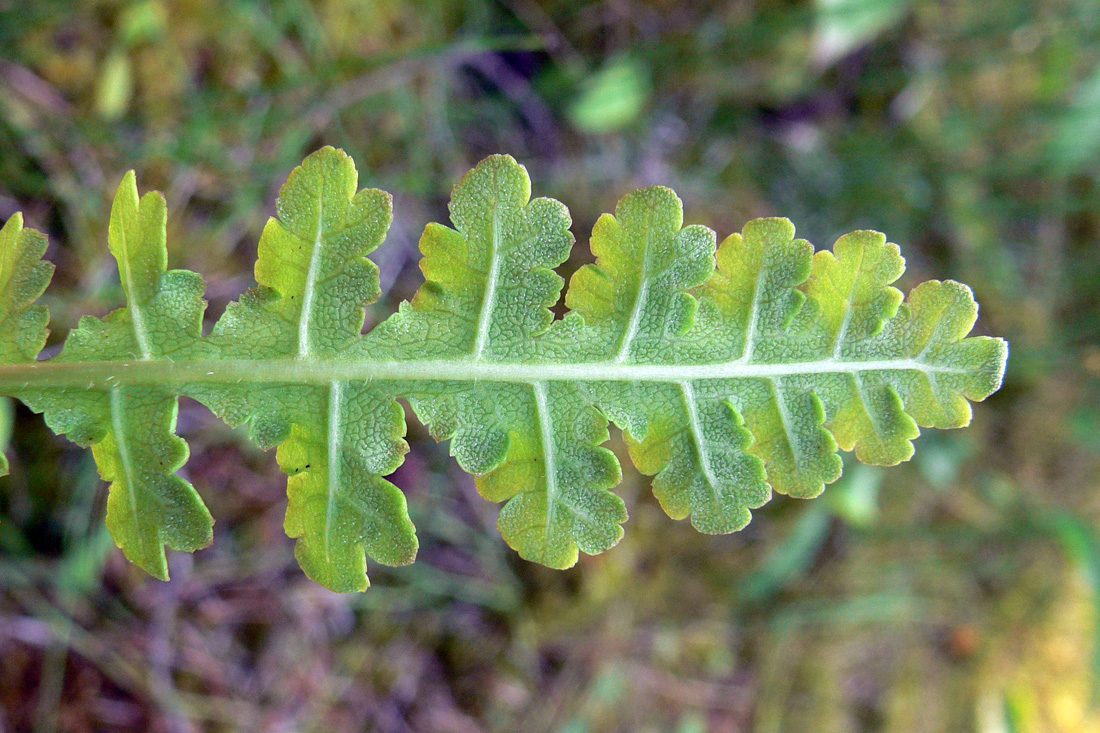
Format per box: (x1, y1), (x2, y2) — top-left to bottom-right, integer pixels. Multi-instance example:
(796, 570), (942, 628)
(298, 197), (324, 359)
(472, 198), (503, 361)
(325, 380), (342, 559)
(680, 381), (720, 489)
(532, 381), (558, 551)
(110, 387), (146, 557)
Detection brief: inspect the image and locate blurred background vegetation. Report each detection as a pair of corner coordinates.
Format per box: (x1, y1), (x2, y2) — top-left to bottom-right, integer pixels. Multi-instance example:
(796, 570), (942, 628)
(0, 0), (1098, 730)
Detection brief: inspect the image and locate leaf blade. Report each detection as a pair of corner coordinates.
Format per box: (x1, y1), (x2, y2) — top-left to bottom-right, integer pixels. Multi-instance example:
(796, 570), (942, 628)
(0, 150), (1009, 590)
(0, 213), (53, 367)
(17, 172), (213, 577)
(196, 146), (413, 590)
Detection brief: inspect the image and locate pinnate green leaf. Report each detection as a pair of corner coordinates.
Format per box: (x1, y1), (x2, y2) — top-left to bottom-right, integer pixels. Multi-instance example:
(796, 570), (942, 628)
(14, 172), (211, 579)
(0, 147), (1008, 591)
(197, 147), (414, 592)
(368, 155), (623, 568)
(0, 213), (53, 475)
(0, 213), (52, 367)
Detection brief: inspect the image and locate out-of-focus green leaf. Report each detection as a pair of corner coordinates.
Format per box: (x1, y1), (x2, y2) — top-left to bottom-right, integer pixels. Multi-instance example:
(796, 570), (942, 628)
(1035, 511), (1100, 707)
(826, 462), (883, 526)
(739, 505), (833, 604)
(119, 0), (168, 45)
(814, 0), (913, 65)
(1049, 64), (1100, 174)
(94, 48), (133, 121)
(568, 56), (651, 134)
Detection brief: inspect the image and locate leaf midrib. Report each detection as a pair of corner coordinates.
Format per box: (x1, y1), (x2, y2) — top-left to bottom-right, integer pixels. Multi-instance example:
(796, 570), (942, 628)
(0, 356), (968, 389)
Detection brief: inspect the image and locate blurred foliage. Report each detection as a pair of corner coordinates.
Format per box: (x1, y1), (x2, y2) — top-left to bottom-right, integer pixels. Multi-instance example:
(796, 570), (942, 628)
(0, 0), (1098, 730)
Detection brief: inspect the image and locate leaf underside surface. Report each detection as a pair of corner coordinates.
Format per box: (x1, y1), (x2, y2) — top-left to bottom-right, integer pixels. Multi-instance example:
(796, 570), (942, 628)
(0, 148), (1007, 591)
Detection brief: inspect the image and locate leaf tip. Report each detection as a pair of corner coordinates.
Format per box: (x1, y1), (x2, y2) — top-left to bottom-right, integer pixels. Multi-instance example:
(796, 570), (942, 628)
(743, 216), (796, 243)
(2, 211), (23, 234)
(115, 169), (139, 202)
